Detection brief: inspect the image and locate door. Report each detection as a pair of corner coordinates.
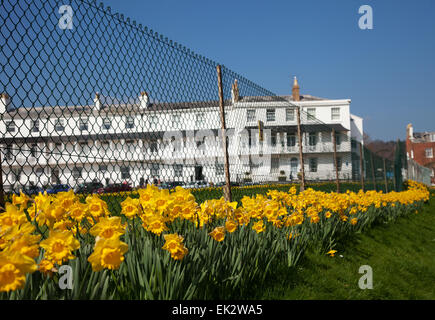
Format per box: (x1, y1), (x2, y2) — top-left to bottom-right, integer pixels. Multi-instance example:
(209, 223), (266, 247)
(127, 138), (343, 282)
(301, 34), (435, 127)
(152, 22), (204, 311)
(195, 166), (203, 181)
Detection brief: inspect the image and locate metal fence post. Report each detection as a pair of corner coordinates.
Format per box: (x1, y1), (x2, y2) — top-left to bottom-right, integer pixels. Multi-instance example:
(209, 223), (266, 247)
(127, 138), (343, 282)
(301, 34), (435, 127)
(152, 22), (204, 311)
(296, 106), (305, 192)
(359, 143), (365, 192)
(383, 158), (388, 193)
(370, 152), (377, 191)
(216, 65), (232, 202)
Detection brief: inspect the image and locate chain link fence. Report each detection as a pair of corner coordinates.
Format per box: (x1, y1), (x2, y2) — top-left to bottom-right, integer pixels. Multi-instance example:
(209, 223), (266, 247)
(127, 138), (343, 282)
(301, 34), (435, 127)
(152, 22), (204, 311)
(0, 0), (407, 208)
(407, 159), (432, 187)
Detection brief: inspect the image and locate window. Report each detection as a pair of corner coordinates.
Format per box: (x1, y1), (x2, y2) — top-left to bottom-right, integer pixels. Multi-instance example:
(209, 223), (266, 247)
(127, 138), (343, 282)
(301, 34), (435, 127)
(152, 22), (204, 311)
(174, 164), (183, 177)
(215, 163), (224, 175)
(266, 109), (275, 122)
(307, 108), (316, 121)
(335, 133), (341, 145)
(195, 113), (205, 127)
(79, 118), (88, 131)
(331, 107), (340, 121)
(308, 132), (317, 146)
(5, 145), (13, 160)
(309, 158), (318, 172)
(125, 140), (135, 153)
(30, 144), (37, 158)
(80, 142), (89, 155)
(31, 120), (39, 132)
(148, 115), (158, 127)
(51, 169), (60, 184)
(271, 157), (279, 172)
(150, 142), (158, 153)
(6, 121), (15, 133)
(72, 167), (83, 179)
(12, 168), (22, 183)
(54, 143), (62, 153)
(335, 157), (342, 172)
(286, 108), (295, 121)
(425, 148), (433, 158)
(151, 163), (160, 177)
(432, 134), (435, 142)
(99, 165), (108, 173)
(121, 166), (130, 179)
(36, 167), (44, 176)
(171, 114), (181, 129)
(351, 139), (357, 149)
(125, 116), (134, 129)
(55, 118), (65, 132)
(287, 134), (296, 147)
(120, 166), (130, 179)
(271, 132), (277, 147)
(102, 118), (111, 130)
(247, 109), (256, 122)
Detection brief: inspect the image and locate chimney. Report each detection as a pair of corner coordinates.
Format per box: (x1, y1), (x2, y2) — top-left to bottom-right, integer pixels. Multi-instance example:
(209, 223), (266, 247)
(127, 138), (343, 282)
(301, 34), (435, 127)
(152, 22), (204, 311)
(0, 93), (10, 113)
(139, 91), (149, 108)
(407, 123), (414, 140)
(292, 76), (300, 101)
(94, 92), (102, 109)
(231, 79), (239, 103)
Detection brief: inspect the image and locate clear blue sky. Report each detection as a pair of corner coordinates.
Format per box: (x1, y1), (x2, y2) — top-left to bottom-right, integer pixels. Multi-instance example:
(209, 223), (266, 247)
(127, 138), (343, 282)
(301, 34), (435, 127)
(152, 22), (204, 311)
(99, 0), (435, 141)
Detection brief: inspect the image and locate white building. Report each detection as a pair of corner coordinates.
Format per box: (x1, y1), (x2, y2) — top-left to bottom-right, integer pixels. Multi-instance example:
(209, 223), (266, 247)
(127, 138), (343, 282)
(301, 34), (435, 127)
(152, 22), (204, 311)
(0, 78), (364, 190)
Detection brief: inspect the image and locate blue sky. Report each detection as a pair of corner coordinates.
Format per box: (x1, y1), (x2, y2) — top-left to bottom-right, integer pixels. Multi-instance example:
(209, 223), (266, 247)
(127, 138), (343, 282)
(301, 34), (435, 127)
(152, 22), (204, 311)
(98, 0), (435, 141)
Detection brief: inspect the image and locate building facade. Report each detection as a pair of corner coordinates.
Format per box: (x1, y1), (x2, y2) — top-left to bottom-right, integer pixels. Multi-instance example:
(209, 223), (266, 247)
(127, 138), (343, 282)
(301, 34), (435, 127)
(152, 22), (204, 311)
(406, 123), (435, 184)
(0, 79), (364, 190)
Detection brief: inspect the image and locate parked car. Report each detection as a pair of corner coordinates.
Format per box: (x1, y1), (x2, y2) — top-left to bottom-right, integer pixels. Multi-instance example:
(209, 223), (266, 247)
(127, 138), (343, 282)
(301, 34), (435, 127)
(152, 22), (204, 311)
(159, 181), (185, 189)
(46, 184), (71, 194)
(23, 185), (43, 196)
(75, 181), (104, 194)
(214, 182), (226, 188)
(183, 182), (197, 189)
(183, 181), (209, 189)
(96, 183), (132, 194)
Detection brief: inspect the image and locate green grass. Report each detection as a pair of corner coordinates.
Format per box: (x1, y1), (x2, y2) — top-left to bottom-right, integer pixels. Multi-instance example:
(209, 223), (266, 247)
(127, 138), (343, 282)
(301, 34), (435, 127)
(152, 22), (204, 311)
(257, 191), (435, 300)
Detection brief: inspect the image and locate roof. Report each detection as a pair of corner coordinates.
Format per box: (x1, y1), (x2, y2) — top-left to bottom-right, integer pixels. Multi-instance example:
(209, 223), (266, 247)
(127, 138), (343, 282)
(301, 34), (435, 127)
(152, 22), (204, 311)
(3, 93), (329, 119)
(3, 100), (229, 120)
(412, 131), (435, 143)
(238, 94), (328, 103)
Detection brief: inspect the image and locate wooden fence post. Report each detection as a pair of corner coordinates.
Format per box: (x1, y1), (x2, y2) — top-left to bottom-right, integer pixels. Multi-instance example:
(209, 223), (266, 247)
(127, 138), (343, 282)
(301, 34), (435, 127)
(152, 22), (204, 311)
(0, 152), (4, 210)
(216, 65), (232, 202)
(296, 105), (305, 192)
(332, 129), (340, 193)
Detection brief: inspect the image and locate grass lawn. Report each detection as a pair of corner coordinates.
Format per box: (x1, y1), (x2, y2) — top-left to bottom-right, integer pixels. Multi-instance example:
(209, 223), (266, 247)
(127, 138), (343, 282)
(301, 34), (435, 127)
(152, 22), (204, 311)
(258, 190), (435, 300)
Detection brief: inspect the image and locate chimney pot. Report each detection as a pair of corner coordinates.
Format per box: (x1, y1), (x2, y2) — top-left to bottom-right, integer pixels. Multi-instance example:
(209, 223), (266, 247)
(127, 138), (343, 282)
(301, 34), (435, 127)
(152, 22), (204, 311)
(94, 92), (102, 109)
(139, 91), (149, 108)
(292, 76), (300, 101)
(231, 80), (239, 103)
(1, 92), (11, 113)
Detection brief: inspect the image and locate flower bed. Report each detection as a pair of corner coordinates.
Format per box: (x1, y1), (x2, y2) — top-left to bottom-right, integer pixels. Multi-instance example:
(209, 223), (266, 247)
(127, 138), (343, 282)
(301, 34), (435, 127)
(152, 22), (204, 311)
(0, 181), (430, 299)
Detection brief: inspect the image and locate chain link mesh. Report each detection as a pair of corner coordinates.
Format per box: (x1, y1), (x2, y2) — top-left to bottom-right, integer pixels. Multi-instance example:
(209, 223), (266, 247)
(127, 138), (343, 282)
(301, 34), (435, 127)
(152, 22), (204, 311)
(1, 0), (405, 208)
